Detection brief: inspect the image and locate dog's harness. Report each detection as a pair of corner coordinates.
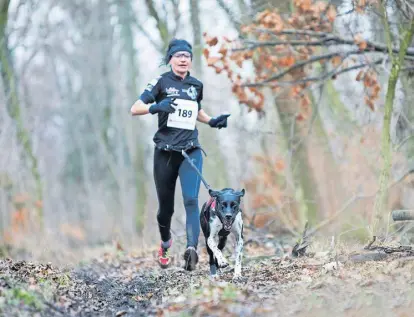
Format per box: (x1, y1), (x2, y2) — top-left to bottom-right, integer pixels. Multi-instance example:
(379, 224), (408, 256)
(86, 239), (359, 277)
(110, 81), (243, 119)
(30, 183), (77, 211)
(182, 149), (242, 232)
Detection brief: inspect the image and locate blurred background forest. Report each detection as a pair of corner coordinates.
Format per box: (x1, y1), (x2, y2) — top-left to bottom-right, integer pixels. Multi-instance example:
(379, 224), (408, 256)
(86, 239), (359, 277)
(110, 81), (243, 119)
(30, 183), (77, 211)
(1, 0), (414, 263)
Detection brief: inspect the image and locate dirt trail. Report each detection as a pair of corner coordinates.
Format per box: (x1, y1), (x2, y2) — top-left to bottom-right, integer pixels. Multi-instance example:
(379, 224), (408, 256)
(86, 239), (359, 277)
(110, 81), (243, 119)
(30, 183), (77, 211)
(1, 241), (414, 317)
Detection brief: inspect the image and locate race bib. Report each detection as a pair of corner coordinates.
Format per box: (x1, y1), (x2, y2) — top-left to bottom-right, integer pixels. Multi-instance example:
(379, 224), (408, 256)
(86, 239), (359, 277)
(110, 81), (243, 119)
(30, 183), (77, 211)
(167, 99), (198, 130)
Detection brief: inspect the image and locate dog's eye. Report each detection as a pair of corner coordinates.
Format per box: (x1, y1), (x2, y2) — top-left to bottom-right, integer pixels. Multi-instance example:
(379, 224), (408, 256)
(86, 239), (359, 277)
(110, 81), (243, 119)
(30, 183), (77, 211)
(222, 202), (228, 208)
(230, 202), (237, 209)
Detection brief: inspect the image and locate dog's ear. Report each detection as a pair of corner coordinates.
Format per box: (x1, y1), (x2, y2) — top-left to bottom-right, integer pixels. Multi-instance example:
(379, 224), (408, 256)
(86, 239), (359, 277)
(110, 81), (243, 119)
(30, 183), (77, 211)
(209, 189), (219, 197)
(237, 189), (245, 197)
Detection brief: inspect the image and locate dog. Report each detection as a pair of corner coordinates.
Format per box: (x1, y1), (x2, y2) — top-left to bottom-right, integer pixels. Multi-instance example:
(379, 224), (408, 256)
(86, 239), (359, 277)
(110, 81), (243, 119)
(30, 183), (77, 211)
(200, 187), (245, 281)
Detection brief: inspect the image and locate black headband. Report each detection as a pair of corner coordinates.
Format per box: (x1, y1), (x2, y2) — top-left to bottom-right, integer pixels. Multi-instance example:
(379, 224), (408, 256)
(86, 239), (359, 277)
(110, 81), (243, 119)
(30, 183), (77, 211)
(165, 39), (193, 63)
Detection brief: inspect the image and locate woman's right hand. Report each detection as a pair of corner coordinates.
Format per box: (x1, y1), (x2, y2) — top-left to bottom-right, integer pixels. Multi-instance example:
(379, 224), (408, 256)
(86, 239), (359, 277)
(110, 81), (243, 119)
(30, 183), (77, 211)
(149, 98), (177, 114)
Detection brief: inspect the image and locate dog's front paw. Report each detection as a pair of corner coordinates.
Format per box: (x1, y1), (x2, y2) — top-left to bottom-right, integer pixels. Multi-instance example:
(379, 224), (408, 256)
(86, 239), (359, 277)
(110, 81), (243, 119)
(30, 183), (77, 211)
(232, 274), (246, 283)
(217, 258), (229, 268)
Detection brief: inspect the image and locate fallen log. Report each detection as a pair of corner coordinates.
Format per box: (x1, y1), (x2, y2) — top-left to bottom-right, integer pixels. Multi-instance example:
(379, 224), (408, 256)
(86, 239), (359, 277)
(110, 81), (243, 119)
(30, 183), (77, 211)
(392, 210), (414, 221)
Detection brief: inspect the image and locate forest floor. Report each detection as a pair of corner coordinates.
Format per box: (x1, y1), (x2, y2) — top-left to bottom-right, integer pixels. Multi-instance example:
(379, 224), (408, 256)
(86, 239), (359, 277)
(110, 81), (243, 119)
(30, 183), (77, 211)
(1, 230), (414, 317)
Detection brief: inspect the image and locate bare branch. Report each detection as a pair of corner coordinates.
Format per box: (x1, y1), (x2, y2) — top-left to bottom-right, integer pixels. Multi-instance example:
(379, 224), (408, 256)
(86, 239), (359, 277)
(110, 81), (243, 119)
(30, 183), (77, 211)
(216, 0), (241, 29)
(239, 29), (414, 57)
(242, 49), (364, 87)
(253, 27), (334, 38)
(171, 0), (181, 37)
(242, 36), (341, 48)
(133, 18), (162, 52)
(144, 0), (169, 47)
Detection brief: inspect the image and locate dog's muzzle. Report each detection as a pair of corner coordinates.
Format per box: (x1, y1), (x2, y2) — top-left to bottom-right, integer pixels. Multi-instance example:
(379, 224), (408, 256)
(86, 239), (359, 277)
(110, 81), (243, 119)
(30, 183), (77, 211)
(223, 215), (233, 231)
(217, 213), (236, 231)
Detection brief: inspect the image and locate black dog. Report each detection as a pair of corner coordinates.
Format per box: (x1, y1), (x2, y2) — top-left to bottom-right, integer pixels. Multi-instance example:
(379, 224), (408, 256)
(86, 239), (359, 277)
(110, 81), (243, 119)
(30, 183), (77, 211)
(200, 188), (245, 280)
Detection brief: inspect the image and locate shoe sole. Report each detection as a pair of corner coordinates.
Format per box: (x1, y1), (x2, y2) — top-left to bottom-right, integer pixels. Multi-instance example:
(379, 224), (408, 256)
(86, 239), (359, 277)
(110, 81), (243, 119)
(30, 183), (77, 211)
(183, 248), (198, 271)
(158, 259), (171, 269)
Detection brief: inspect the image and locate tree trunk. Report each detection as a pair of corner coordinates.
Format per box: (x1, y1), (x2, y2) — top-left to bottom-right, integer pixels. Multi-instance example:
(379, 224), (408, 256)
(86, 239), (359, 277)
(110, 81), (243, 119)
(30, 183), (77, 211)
(189, 0), (229, 190)
(0, 0), (43, 227)
(117, 0), (147, 235)
(372, 17), (414, 236)
(99, 0), (114, 153)
(276, 98), (320, 227)
(189, 0), (202, 75)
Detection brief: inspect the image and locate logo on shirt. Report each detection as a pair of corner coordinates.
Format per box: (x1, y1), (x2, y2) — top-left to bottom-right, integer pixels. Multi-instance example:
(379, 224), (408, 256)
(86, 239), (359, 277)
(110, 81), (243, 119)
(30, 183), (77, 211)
(182, 85), (197, 100)
(145, 76), (161, 92)
(166, 87), (180, 97)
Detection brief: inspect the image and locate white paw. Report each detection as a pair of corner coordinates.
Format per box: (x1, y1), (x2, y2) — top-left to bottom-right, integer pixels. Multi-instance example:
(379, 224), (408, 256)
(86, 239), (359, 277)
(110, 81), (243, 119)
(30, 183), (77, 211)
(232, 274), (246, 283)
(232, 274), (242, 281)
(209, 274), (218, 281)
(217, 258), (229, 268)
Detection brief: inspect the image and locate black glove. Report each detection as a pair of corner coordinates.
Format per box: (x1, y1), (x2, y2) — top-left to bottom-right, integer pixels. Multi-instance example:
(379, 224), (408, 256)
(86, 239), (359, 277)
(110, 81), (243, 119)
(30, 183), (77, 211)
(149, 98), (177, 114)
(208, 114), (231, 129)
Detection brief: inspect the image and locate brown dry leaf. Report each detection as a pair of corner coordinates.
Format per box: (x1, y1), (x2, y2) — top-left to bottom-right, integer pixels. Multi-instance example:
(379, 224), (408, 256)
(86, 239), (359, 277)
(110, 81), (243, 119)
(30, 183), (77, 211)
(331, 56), (342, 66)
(207, 56), (221, 66)
(235, 59), (244, 67)
(115, 240), (124, 251)
(256, 9), (270, 23)
(358, 40), (367, 50)
(327, 5), (337, 22)
(278, 55), (295, 67)
(356, 70), (364, 81)
(365, 96), (375, 111)
(214, 66), (223, 74)
(356, 0), (367, 13)
(223, 36), (232, 43)
(295, 0), (312, 11)
(273, 21), (284, 32)
(301, 95), (311, 107)
(205, 36), (218, 46)
(227, 69), (233, 79)
(275, 159), (285, 172)
(372, 84), (381, 97)
(240, 24), (252, 34)
(203, 48), (209, 59)
(218, 45), (228, 57)
(363, 72), (376, 87)
(354, 34), (367, 50)
(296, 113), (305, 121)
(314, 1), (328, 12)
(253, 100), (265, 111)
(244, 50), (254, 59)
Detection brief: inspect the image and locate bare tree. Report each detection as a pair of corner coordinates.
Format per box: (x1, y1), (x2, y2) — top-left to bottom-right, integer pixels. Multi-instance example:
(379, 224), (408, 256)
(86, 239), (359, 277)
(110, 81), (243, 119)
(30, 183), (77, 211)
(116, 0), (148, 234)
(0, 0), (43, 227)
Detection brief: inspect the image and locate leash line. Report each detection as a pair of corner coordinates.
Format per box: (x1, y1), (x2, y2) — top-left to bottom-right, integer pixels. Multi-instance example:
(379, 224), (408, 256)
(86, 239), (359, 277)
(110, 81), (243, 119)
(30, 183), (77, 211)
(181, 149), (212, 191)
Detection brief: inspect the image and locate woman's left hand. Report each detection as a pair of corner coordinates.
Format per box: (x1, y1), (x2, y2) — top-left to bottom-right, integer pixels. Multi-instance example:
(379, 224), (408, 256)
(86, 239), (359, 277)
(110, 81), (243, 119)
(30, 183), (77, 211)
(208, 114), (231, 129)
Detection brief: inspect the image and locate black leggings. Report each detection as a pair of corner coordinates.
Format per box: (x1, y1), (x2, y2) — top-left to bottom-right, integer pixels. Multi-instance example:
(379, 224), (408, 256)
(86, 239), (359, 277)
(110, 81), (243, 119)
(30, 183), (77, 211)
(153, 147), (203, 248)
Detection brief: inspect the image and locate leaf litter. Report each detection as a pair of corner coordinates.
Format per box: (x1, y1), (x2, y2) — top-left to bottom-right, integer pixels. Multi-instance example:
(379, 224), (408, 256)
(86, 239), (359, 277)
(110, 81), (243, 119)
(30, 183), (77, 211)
(1, 238), (414, 317)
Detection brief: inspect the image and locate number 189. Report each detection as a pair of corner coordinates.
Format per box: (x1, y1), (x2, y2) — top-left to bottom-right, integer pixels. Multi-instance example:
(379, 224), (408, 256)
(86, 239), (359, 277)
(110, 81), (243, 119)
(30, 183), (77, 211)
(178, 109), (192, 118)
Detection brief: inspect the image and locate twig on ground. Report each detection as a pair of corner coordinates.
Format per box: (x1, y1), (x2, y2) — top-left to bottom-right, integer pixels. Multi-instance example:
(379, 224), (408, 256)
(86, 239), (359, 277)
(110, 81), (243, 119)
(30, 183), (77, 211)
(292, 222), (311, 257)
(364, 236), (377, 250)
